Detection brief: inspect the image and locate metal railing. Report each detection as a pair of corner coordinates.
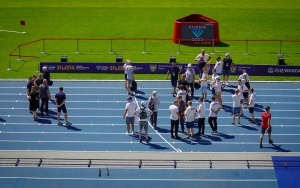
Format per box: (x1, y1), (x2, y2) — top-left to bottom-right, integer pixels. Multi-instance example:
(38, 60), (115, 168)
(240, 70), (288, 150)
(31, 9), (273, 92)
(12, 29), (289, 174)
(7, 38), (300, 71)
(1, 157), (299, 169)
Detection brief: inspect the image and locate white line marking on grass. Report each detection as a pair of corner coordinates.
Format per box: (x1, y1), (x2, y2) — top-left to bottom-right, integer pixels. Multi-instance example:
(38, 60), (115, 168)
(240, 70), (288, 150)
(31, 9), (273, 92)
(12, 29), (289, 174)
(134, 96), (179, 152)
(0, 30), (26, 34)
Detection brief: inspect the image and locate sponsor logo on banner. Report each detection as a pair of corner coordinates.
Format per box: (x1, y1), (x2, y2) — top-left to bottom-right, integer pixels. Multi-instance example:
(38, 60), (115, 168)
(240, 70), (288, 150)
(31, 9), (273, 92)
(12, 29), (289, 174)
(178, 65), (183, 71)
(76, 65), (89, 71)
(95, 65), (109, 71)
(268, 67), (274, 74)
(109, 65), (123, 71)
(149, 64), (157, 72)
(44, 65), (56, 71)
(230, 65), (236, 73)
(57, 65), (75, 71)
(189, 25), (205, 38)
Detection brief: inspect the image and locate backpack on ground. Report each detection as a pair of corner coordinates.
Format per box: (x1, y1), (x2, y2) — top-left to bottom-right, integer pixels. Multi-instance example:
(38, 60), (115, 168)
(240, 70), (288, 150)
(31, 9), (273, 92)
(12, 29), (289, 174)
(139, 107), (148, 119)
(148, 97), (155, 111)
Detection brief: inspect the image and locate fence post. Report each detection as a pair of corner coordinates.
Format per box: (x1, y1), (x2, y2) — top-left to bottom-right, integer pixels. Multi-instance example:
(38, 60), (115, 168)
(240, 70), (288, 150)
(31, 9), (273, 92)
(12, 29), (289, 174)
(75, 38), (81, 54)
(211, 39), (215, 54)
(142, 38), (147, 54)
(177, 38), (182, 54)
(109, 39), (114, 54)
(7, 55), (11, 70)
(278, 40), (282, 56)
(41, 38), (47, 54)
(244, 40), (249, 55)
(17, 46), (22, 61)
(36, 56), (40, 73)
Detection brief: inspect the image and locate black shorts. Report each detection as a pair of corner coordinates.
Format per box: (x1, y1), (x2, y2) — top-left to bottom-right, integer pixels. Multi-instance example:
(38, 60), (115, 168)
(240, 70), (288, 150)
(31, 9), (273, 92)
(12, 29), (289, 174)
(248, 107), (254, 113)
(57, 104), (67, 113)
(261, 127), (272, 134)
(245, 82), (250, 89)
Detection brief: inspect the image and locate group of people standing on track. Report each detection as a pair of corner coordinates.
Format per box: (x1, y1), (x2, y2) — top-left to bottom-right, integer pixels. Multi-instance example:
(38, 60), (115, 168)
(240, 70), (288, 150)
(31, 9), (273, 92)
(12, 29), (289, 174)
(123, 49), (274, 148)
(26, 66), (72, 126)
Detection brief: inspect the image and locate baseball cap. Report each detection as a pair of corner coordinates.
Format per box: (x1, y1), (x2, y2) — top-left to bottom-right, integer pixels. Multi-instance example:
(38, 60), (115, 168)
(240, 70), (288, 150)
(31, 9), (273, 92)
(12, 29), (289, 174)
(141, 101), (145, 106)
(187, 63), (192, 67)
(127, 97), (132, 100)
(225, 53), (230, 57)
(152, 91), (157, 94)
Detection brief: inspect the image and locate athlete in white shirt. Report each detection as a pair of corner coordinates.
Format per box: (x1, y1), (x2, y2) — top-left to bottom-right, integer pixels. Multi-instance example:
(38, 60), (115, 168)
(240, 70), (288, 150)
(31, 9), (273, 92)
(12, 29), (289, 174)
(212, 77), (224, 106)
(184, 101), (197, 138)
(213, 57), (223, 76)
(208, 97), (222, 134)
(232, 89), (241, 125)
(123, 60), (129, 90)
(237, 79), (249, 116)
(200, 68), (208, 100)
(197, 98), (206, 135)
(176, 85), (188, 104)
(248, 88), (257, 123)
(169, 100), (180, 139)
(123, 96), (137, 135)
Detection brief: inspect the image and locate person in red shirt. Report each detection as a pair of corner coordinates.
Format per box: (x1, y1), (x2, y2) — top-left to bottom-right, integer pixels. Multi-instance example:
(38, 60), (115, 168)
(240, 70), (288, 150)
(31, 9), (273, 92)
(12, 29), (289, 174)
(260, 106), (274, 148)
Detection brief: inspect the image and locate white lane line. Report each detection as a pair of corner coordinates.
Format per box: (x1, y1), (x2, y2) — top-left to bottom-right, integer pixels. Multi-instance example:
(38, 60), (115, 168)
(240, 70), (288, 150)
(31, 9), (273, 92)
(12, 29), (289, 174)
(0, 115), (300, 120)
(1, 131), (300, 136)
(1, 122), (300, 128)
(2, 100), (300, 105)
(0, 140), (298, 145)
(1, 93), (300, 97)
(0, 107), (300, 112)
(0, 177), (277, 182)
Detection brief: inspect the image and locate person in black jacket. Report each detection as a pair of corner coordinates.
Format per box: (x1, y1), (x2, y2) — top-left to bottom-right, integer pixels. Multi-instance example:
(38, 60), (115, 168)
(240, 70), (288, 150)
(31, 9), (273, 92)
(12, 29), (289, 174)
(222, 53), (234, 86)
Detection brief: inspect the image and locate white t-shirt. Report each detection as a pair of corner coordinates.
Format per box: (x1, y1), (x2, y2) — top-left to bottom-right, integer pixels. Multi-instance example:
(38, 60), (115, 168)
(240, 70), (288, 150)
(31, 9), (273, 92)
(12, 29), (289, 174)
(126, 65), (134, 80)
(123, 63), (128, 74)
(195, 53), (210, 62)
(177, 89), (187, 103)
(249, 92), (257, 107)
(214, 81), (223, 92)
(238, 74), (250, 82)
(237, 84), (248, 95)
(125, 101), (137, 117)
(185, 68), (195, 83)
(185, 105), (197, 122)
(169, 104), (179, 120)
(197, 102), (206, 118)
(135, 107), (151, 121)
(200, 72), (208, 86)
(214, 60), (223, 74)
(240, 77), (247, 85)
(232, 94), (241, 107)
(209, 101), (221, 117)
(210, 73), (219, 87)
